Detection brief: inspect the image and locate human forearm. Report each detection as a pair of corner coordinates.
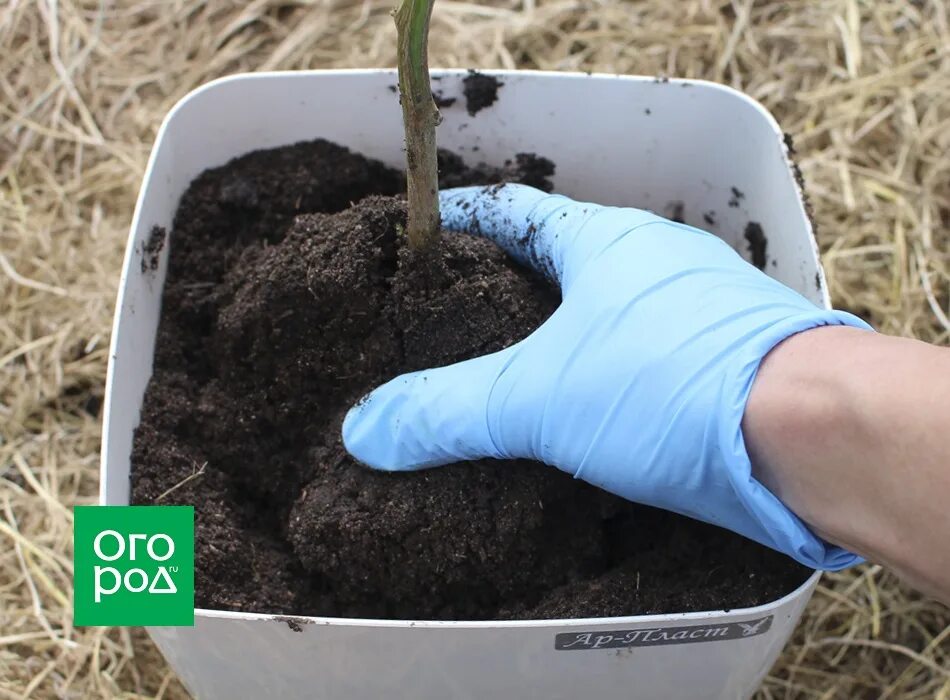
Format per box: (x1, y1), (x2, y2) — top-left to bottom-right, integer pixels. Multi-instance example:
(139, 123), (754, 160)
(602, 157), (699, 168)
(744, 326), (950, 604)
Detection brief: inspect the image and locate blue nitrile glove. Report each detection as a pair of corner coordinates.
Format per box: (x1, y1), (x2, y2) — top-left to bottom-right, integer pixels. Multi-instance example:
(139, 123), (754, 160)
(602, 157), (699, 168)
(343, 184), (873, 570)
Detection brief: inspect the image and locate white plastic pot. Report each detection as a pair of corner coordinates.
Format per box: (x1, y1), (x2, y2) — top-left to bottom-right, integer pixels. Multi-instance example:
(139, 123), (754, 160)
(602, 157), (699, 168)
(102, 69), (826, 700)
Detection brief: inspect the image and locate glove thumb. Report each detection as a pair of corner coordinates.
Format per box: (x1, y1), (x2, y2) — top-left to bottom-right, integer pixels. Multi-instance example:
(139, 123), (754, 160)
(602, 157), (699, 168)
(342, 346), (518, 471)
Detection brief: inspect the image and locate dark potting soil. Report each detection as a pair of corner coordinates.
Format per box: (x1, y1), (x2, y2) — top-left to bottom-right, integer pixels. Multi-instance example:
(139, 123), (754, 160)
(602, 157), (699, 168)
(744, 221), (768, 271)
(141, 225), (166, 274)
(131, 138), (811, 620)
(462, 70), (502, 116)
(432, 89), (457, 109)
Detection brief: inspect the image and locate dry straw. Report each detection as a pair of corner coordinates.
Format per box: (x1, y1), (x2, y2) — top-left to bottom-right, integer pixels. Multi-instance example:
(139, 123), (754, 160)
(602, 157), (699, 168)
(1, 0), (947, 697)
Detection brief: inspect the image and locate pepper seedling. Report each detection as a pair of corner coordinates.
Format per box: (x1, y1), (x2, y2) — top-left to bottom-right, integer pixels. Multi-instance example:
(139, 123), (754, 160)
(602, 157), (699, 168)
(394, 0), (440, 252)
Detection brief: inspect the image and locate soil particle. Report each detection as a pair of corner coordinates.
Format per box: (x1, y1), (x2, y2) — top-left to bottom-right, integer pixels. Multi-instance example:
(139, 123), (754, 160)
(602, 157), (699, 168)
(728, 186), (745, 208)
(141, 226), (166, 273)
(131, 138), (811, 621)
(783, 132), (818, 234)
(275, 616), (312, 632)
(462, 70), (502, 116)
(783, 132), (797, 155)
(744, 221), (768, 270)
(432, 90), (456, 108)
(667, 201), (685, 224)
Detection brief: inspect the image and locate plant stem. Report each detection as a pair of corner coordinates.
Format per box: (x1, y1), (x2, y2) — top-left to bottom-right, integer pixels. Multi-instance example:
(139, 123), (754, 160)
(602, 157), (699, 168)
(394, 0), (440, 252)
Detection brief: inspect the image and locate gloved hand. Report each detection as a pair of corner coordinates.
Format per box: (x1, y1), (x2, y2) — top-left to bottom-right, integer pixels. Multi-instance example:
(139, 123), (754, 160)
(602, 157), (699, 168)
(343, 184), (873, 570)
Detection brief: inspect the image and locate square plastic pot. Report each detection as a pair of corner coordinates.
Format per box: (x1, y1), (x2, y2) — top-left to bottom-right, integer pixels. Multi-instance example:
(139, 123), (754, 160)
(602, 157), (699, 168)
(102, 69), (825, 700)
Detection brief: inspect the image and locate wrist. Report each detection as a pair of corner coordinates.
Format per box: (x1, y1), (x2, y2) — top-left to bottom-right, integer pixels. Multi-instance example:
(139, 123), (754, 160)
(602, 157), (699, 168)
(743, 326), (950, 602)
(743, 326), (870, 549)
(713, 317), (870, 569)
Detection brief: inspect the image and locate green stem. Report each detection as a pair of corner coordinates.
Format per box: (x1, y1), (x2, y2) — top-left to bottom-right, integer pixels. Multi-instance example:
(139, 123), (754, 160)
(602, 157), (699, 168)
(394, 0), (440, 252)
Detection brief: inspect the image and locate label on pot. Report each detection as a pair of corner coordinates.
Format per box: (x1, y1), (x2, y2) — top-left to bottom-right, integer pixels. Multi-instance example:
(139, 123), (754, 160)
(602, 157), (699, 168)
(554, 615), (773, 650)
(73, 506), (194, 626)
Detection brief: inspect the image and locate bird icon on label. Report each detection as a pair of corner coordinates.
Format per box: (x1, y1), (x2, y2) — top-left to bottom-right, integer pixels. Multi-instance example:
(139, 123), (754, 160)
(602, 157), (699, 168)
(737, 618), (769, 637)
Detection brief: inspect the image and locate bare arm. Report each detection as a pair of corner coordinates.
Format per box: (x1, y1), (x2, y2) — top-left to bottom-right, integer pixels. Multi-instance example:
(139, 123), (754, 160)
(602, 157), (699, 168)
(744, 326), (950, 604)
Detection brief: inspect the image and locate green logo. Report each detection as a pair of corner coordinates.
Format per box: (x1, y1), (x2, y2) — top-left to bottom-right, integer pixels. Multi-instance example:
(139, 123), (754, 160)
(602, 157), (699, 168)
(74, 506), (194, 626)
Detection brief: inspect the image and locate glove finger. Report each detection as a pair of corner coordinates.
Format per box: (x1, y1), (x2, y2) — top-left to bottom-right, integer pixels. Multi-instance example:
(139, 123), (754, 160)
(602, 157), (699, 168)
(342, 346), (520, 471)
(439, 183), (664, 290)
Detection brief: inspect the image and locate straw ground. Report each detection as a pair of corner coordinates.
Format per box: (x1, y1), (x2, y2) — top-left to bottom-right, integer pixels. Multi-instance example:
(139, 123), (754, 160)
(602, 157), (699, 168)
(1, 1), (947, 697)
